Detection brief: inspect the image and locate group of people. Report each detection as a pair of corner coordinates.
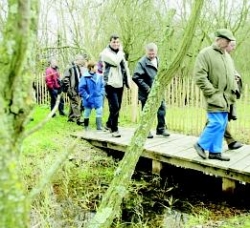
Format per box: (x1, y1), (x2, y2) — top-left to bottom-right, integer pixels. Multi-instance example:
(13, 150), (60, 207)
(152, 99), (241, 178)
(45, 34), (170, 138)
(45, 29), (243, 162)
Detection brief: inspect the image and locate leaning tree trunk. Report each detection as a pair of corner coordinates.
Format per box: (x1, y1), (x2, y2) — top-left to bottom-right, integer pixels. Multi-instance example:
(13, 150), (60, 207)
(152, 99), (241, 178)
(86, 1), (204, 227)
(0, 1), (39, 227)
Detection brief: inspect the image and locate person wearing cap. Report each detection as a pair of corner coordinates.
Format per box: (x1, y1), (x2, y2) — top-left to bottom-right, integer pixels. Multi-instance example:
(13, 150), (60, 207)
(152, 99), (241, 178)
(132, 42), (170, 138)
(193, 28), (239, 161)
(62, 54), (87, 126)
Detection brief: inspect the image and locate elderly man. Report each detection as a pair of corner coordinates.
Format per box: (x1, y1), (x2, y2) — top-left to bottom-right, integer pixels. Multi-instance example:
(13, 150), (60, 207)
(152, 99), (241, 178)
(133, 43), (170, 138)
(63, 54), (87, 126)
(194, 29), (238, 161)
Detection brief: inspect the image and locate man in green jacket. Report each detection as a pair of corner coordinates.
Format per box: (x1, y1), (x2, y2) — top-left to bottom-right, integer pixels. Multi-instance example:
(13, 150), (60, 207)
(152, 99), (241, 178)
(194, 28), (238, 161)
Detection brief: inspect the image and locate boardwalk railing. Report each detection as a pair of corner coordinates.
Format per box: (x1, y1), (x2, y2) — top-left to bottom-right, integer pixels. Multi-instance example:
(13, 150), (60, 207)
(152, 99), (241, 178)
(35, 73), (250, 143)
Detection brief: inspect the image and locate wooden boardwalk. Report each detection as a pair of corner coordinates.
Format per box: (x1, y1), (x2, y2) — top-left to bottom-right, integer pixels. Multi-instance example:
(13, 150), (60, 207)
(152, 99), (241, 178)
(73, 127), (250, 191)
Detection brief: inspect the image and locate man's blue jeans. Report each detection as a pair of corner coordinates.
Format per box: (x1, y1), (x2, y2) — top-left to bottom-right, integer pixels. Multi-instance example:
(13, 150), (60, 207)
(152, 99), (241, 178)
(198, 112), (228, 153)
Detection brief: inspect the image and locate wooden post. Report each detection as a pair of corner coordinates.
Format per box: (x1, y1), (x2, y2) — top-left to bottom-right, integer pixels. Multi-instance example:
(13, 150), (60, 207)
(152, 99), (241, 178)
(152, 160), (163, 175)
(222, 178), (236, 193)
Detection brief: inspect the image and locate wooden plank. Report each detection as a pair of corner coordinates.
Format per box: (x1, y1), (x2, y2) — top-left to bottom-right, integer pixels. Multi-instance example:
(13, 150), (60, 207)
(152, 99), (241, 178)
(71, 129), (250, 184)
(145, 143), (250, 181)
(226, 146), (250, 172)
(144, 137), (170, 147)
(145, 134), (183, 148)
(241, 159), (250, 173)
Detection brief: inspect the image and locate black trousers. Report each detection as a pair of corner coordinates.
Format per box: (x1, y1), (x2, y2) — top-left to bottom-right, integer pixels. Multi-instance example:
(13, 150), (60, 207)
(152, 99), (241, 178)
(105, 85), (124, 132)
(141, 99), (166, 132)
(48, 89), (64, 114)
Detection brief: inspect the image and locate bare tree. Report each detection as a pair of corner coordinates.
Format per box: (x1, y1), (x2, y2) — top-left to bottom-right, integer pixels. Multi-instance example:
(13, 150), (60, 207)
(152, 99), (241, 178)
(86, 1), (204, 227)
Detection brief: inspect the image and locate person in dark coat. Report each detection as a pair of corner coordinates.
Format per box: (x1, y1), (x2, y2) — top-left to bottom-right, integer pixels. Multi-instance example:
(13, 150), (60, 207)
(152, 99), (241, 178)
(78, 61), (105, 130)
(45, 59), (65, 117)
(132, 42), (170, 138)
(63, 54), (86, 125)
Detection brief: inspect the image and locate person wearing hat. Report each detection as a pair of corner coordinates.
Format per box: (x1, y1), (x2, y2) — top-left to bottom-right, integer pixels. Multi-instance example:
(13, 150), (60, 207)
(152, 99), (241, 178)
(193, 28), (239, 161)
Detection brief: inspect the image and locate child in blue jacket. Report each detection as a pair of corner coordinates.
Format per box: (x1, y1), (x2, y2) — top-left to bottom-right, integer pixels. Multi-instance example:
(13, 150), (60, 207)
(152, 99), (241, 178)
(78, 61), (105, 130)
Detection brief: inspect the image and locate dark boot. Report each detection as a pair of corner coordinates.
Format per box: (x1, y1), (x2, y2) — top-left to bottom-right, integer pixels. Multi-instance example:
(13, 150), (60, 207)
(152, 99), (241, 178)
(156, 129), (170, 137)
(96, 117), (103, 130)
(84, 118), (89, 131)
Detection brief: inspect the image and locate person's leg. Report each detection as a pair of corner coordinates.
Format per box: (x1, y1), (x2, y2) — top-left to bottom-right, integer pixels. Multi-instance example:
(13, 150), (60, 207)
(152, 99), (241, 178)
(67, 92), (75, 122)
(224, 123), (243, 150)
(49, 89), (57, 111)
(105, 86), (112, 130)
(59, 94), (65, 115)
(156, 101), (170, 136)
(83, 108), (91, 130)
(113, 87), (124, 130)
(141, 99), (146, 110)
(48, 89), (57, 117)
(156, 101), (166, 131)
(198, 112), (227, 152)
(80, 99), (84, 115)
(224, 124), (236, 145)
(96, 106), (103, 130)
(70, 95), (82, 124)
(105, 86), (121, 133)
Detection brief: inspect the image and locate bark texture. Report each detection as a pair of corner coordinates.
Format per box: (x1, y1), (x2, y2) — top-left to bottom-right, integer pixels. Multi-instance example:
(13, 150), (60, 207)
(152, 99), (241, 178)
(86, 1), (204, 227)
(0, 1), (39, 227)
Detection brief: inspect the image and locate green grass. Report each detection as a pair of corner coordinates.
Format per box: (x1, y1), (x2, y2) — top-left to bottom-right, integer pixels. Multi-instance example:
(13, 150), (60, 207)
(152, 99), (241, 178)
(21, 105), (250, 227)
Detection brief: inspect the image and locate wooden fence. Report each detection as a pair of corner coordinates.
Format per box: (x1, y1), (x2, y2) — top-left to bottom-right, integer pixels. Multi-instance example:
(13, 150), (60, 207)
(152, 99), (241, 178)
(35, 73), (250, 143)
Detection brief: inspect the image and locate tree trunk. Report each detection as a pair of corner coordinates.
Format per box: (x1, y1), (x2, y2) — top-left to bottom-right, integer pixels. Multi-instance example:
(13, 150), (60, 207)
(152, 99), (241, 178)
(86, 1), (204, 227)
(0, 1), (39, 227)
